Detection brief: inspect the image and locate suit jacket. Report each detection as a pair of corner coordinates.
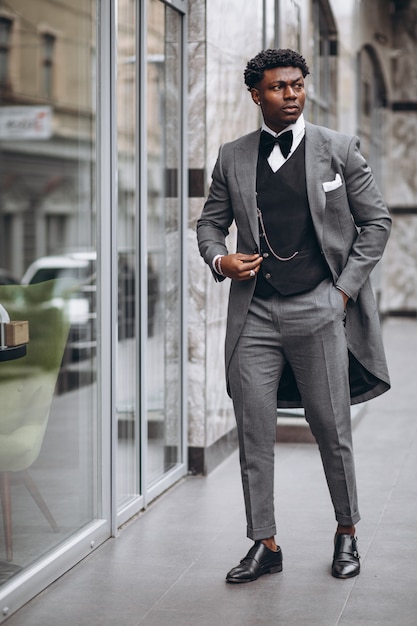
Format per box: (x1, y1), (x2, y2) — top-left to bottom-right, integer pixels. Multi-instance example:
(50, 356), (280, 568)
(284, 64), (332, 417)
(197, 122), (392, 407)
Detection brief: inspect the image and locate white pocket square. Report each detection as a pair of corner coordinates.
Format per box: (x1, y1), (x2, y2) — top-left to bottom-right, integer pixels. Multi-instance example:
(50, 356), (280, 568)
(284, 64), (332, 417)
(322, 173), (342, 192)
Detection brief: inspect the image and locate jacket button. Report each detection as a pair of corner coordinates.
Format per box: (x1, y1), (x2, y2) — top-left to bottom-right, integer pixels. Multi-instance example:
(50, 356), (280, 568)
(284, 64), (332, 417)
(265, 273), (271, 279)
(263, 252), (269, 258)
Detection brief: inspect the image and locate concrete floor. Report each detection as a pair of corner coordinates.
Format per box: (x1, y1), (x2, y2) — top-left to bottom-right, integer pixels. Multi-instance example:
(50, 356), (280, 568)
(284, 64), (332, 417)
(4, 317), (417, 625)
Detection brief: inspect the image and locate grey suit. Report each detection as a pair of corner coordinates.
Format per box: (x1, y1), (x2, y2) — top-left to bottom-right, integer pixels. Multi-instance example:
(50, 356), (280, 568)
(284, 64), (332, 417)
(197, 122), (391, 539)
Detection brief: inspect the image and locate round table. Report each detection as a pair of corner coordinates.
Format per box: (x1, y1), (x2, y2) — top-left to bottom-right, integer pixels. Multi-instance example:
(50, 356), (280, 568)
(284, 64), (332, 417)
(0, 345), (27, 362)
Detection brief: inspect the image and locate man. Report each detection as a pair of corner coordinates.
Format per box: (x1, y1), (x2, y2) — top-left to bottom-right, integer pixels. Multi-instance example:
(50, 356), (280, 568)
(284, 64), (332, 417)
(197, 48), (391, 583)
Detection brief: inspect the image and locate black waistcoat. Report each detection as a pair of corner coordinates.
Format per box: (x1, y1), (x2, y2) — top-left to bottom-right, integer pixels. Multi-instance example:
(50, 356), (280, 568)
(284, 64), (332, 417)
(254, 138), (330, 297)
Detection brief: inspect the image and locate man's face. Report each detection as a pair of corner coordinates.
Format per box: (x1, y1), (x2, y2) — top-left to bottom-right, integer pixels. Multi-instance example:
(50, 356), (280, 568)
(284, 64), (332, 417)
(251, 66), (306, 133)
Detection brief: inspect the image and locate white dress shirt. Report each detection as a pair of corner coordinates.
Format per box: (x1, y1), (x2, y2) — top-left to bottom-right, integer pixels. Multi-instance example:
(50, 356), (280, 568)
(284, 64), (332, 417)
(262, 113), (306, 172)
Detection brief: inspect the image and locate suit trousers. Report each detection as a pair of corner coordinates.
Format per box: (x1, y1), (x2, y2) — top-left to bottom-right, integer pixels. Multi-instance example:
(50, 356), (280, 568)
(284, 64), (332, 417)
(228, 277), (361, 541)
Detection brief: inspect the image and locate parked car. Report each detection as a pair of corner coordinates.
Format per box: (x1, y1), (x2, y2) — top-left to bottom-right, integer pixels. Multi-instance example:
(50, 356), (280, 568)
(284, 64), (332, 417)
(21, 252), (96, 364)
(21, 249), (157, 362)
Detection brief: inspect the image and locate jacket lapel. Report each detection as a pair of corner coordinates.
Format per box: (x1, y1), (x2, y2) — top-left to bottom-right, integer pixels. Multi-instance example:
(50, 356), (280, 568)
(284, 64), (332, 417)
(234, 130), (260, 245)
(305, 122), (332, 244)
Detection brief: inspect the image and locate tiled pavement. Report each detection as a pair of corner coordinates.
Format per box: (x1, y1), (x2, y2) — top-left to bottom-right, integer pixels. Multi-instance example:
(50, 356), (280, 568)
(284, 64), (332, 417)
(5, 317), (417, 625)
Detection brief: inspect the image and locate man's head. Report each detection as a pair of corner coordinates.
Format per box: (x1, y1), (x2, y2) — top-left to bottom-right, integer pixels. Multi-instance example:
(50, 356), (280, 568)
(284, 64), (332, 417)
(244, 49), (310, 133)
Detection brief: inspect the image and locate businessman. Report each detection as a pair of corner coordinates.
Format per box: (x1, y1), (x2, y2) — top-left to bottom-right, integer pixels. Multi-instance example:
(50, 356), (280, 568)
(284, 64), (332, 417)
(197, 49), (391, 583)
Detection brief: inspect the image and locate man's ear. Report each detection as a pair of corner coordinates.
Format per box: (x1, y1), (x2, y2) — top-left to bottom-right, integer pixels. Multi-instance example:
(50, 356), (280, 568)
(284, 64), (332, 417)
(251, 88), (261, 106)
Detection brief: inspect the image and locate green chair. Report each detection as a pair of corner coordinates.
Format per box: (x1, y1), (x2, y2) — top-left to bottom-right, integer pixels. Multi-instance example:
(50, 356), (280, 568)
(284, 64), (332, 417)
(0, 281), (71, 562)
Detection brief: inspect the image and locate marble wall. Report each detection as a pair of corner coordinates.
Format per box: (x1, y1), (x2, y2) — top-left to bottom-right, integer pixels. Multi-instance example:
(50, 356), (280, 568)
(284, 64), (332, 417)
(383, 0), (417, 313)
(383, 215), (417, 311)
(187, 0), (208, 451)
(187, 0), (264, 451)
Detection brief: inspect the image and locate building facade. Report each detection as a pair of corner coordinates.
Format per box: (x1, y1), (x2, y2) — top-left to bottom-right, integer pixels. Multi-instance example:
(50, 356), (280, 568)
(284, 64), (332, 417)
(0, 0), (415, 619)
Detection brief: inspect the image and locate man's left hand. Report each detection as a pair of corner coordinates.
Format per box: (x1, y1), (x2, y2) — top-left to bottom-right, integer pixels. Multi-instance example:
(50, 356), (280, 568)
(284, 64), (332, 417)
(339, 290), (349, 309)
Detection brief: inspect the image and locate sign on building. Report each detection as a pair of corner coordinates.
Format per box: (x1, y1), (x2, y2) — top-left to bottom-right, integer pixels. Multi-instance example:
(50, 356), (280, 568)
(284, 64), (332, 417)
(0, 106), (52, 140)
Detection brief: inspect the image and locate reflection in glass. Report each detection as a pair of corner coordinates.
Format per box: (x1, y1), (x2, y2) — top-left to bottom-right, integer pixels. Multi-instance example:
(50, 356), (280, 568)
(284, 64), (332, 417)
(0, 17), (13, 86)
(147, 0), (182, 486)
(41, 33), (55, 99)
(0, 0), (98, 586)
(116, 0), (139, 511)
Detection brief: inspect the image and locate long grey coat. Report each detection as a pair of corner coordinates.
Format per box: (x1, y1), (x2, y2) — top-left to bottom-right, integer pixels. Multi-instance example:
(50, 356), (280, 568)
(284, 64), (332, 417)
(197, 122), (392, 407)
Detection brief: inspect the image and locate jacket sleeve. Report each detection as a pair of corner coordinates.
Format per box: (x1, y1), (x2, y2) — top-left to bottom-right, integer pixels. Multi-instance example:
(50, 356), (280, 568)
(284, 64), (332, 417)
(196, 144), (234, 282)
(335, 136), (391, 301)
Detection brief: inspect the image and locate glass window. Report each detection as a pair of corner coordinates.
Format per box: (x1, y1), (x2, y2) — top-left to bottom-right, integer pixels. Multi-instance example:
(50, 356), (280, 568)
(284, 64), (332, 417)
(116, 0), (140, 513)
(0, 17), (12, 87)
(263, 0), (276, 49)
(357, 46), (387, 186)
(115, 0), (186, 521)
(284, 0), (301, 52)
(146, 0), (183, 487)
(41, 33), (55, 99)
(0, 0), (99, 589)
(307, 0), (337, 129)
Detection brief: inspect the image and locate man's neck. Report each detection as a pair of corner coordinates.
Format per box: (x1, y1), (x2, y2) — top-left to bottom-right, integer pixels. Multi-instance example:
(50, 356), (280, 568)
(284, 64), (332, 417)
(262, 114), (305, 137)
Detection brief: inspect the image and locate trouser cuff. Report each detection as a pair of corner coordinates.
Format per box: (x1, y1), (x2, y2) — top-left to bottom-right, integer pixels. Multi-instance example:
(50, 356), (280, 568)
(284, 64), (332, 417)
(336, 511), (361, 527)
(247, 523), (277, 541)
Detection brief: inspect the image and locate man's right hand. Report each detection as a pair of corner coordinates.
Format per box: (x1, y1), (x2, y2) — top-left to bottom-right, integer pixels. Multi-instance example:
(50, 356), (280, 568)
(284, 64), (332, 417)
(217, 253), (262, 281)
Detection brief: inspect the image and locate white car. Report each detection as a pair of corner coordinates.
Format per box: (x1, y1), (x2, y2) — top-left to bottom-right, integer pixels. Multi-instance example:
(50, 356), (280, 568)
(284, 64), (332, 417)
(22, 252), (96, 361)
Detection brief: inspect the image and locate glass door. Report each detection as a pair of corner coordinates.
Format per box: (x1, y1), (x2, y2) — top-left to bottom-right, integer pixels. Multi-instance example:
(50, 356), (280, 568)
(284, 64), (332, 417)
(0, 0), (107, 607)
(116, 0), (141, 520)
(145, 0), (185, 493)
(115, 0), (186, 523)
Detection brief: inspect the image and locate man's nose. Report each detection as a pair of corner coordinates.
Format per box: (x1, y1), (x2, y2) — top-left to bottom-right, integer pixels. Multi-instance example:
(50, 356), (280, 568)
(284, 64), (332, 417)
(284, 86), (297, 98)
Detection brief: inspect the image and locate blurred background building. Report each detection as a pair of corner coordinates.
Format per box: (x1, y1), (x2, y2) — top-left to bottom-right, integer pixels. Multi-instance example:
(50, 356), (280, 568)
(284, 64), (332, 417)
(0, 0), (416, 620)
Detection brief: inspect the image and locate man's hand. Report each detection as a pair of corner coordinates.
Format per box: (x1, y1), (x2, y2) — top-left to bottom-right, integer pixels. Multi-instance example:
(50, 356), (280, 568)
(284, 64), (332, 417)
(339, 290), (349, 309)
(217, 253), (262, 281)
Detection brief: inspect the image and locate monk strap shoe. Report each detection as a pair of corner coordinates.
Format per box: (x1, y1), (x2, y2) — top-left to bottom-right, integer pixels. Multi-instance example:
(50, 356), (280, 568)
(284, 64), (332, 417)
(332, 534), (360, 579)
(226, 541), (283, 583)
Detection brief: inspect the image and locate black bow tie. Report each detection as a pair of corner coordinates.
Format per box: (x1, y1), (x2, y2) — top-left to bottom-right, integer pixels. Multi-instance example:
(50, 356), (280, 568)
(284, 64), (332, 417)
(260, 129), (293, 159)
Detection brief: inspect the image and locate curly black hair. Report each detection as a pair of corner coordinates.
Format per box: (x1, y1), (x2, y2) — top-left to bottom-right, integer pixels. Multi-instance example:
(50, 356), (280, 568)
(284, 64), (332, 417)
(244, 49), (310, 90)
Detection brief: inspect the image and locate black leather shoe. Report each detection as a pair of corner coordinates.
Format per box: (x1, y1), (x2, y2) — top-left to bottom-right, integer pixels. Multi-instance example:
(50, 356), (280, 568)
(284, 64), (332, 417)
(332, 534), (360, 579)
(226, 541), (283, 583)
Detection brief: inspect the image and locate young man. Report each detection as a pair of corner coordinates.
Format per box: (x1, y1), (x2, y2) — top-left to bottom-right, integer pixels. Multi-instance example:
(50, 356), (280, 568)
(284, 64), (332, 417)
(197, 49), (391, 583)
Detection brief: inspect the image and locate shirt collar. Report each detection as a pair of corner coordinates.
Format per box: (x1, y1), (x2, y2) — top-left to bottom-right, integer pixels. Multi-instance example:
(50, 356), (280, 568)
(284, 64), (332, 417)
(261, 113), (305, 139)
